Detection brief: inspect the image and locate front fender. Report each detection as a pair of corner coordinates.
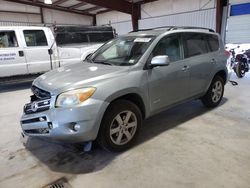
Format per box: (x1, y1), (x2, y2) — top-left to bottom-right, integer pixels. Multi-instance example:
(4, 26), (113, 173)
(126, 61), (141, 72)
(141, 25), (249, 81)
(104, 87), (150, 118)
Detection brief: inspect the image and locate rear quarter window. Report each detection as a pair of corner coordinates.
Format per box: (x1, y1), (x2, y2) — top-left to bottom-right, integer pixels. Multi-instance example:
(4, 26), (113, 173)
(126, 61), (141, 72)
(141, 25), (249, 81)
(208, 35), (219, 52)
(0, 31), (18, 48)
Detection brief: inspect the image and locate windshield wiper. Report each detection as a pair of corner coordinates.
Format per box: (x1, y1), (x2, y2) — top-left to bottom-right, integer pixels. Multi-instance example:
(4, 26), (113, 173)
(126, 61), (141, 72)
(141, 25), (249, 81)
(93, 61), (113, 66)
(86, 57), (94, 63)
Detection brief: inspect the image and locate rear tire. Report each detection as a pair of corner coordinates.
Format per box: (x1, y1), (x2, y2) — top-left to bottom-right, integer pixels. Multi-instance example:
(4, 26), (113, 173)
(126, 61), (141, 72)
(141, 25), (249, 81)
(97, 99), (142, 152)
(201, 76), (224, 108)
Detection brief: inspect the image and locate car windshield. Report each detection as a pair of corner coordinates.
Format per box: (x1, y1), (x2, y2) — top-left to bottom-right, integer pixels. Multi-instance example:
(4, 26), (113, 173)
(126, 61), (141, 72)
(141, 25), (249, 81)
(90, 36), (155, 66)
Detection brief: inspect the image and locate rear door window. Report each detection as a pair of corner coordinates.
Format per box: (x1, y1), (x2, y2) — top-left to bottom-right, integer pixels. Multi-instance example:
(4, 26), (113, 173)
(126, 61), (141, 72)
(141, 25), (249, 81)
(23, 30), (48, 47)
(0, 31), (18, 48)
(207, 35), (219, 52)
(183, 33), (208, 58)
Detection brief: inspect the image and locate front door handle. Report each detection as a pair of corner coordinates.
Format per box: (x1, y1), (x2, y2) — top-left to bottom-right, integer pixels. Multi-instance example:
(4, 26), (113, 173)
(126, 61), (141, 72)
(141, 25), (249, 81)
(182, 65), (190, 71)
(18, 50), (24, 57)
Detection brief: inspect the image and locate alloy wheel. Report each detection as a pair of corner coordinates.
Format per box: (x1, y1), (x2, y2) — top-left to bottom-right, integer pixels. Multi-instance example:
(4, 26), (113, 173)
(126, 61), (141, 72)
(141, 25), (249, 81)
(109, 110), (137, 145)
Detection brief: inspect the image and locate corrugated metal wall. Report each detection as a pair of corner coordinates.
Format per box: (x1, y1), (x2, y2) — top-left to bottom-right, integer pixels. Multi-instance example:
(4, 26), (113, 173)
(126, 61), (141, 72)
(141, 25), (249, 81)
(0, 21), (43, 26)
(97, 0), (216, 35)
(97, 8), (216, 35)
(226, 0), (250, 44)
(110, 21), (133, 35)
(0, 0), (92, 26)
(226, 15), (250, 43)
(139, 8), (216, 30)
(96, 11), (132, 34)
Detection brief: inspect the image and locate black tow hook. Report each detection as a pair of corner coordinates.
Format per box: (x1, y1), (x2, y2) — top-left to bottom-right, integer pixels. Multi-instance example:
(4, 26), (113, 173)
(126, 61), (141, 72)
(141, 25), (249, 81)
(229, 80), (238, 86)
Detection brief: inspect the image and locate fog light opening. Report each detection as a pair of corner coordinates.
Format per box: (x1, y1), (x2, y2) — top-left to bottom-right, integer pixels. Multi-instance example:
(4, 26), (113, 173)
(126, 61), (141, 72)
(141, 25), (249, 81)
(48, 122), (53, 129)
(39, 117), (46, 122)
(72, 123), (81, 132)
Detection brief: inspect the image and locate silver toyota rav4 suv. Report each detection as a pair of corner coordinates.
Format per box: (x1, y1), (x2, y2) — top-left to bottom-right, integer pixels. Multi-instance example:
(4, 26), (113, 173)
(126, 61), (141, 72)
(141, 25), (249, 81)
(21, 27), (229, 151)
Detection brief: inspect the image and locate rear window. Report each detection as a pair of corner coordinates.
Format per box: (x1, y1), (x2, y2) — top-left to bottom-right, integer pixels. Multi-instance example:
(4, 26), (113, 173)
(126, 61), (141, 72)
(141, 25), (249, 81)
(0, 31), (18, 48)
(23, 30), (48, 47)
(183, 33), (208, 58)
(208, 35), (219, 52)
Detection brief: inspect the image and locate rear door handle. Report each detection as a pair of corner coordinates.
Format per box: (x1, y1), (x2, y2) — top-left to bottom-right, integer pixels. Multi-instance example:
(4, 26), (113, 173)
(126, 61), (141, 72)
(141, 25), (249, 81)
(182, 65), (190, 71)
(211, 59), (216, 64)
(18, 50), (24, 57)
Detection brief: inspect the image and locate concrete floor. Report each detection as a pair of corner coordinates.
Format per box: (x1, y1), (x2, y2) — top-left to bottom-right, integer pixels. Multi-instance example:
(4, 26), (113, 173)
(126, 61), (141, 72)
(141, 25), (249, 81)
(0, 74), (250, 188)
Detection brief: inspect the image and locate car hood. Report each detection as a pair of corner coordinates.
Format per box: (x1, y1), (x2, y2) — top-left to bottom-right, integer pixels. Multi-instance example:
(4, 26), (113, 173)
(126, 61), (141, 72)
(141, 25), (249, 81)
(33, 62), (129, 94)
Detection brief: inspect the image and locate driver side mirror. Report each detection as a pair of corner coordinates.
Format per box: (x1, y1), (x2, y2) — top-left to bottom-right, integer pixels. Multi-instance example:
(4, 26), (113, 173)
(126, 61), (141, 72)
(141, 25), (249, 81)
(150, 55), (170, 68)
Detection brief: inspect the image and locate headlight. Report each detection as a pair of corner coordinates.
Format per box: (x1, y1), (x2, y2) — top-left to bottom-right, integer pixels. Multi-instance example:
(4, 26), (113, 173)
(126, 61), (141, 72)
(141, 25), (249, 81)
(55, 87), (96, 107)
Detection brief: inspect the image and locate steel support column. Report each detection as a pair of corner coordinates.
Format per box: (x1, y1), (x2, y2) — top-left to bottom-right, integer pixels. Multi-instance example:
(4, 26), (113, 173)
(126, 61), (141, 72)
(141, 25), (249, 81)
(216, 0), (223, 33)
(132, 3), (141, 31)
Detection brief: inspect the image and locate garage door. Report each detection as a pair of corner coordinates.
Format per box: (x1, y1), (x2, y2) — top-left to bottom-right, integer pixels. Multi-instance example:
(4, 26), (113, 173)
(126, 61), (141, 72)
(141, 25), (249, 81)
(226, 1), (250, 44)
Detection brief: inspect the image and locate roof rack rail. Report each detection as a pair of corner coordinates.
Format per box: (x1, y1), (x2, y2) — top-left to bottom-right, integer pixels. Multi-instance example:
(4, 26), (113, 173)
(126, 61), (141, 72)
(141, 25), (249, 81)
(130, 26), (215, 33)
(130, 26), (173, 33)
(170, 26), (215, 32)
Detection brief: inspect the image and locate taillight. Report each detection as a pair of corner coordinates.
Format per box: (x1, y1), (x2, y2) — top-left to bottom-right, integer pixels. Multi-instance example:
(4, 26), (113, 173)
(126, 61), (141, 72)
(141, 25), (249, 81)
(224, 50), (231, 58)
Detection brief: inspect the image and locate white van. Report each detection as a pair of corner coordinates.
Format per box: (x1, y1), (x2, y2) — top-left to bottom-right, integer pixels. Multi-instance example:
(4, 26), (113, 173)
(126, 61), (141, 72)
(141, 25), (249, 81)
(0, 26), (114, 81)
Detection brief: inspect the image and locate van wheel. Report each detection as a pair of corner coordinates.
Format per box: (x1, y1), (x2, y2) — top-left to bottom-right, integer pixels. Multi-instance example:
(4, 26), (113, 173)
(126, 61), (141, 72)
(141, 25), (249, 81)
(201, 76), (224, 108)
(97, 99), (142, 152)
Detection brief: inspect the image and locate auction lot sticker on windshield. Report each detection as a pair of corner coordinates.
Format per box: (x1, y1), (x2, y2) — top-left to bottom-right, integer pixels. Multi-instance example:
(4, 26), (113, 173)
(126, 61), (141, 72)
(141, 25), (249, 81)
(134, 38), (151, 42)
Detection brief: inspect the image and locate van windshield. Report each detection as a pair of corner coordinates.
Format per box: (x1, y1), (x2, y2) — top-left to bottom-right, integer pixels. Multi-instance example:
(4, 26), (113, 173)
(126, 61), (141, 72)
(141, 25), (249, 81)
(90, 36), (155, 66)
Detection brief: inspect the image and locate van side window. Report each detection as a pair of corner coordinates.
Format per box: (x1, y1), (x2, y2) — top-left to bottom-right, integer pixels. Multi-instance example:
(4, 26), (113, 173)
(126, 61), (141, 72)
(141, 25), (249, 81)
(152, 35), (182, 62)
(0, 31), (18, 48)
(208, 35), (219, 52)
(23, 30), (48, 47)
(56, 33), (88, 45)
(88, 32), (114, 43)
(183, 33), (208, 58)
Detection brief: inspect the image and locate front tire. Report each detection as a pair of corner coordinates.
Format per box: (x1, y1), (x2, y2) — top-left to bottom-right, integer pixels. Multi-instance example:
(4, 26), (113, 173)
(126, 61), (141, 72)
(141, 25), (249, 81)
(97, 99), (142, 152)
(201, 76), (224, 108)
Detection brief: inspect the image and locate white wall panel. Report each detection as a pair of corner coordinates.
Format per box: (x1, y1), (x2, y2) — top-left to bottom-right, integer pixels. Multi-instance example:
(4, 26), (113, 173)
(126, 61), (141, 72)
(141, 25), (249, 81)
(0, 0), (41, 24)
(111, 21), (133, 35)
(96, 11), (131, 25)
(229, 0), (250, 5)
(139, 8), (216, 30)
(141, 0), (215, 18)
(43, 8), (92, 25)
(96, 11), (132, 35)
(0, 12), (41, 23)
(0, 0), (92, 26)
(0, 1), (40, 13)
(97, 0), (216, 35)
(226, 1), (250, 43)
(226, 15), (250, 43)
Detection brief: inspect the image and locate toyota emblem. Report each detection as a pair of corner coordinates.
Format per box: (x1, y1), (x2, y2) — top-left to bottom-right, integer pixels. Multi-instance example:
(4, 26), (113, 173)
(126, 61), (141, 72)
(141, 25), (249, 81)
(31, 102), (38, 112)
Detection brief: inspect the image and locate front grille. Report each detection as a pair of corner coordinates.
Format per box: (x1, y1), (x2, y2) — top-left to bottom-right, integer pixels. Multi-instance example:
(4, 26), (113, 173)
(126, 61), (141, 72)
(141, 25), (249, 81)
(24, 128), (50, 134)
(31, 85), (51, 100)
(24, 86), (51, 114)
(24, 99), (50, 114)
(22, 116), (47, 124)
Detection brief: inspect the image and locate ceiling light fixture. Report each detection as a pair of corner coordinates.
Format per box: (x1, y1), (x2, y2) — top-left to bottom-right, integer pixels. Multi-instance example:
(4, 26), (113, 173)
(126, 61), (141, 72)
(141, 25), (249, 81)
(44, 0), (52, 5)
